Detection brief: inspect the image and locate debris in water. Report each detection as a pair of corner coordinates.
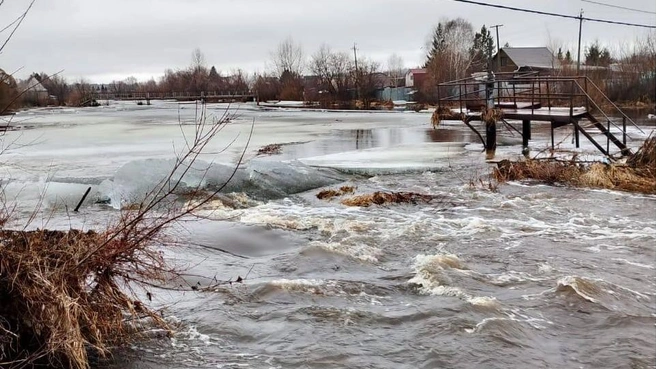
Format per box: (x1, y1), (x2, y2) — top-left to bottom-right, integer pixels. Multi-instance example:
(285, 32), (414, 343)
(316, 189), (342, 200)
(316, 186), (357, 200)
(257, 143), (283, 155)
(341, 191), (436, 207)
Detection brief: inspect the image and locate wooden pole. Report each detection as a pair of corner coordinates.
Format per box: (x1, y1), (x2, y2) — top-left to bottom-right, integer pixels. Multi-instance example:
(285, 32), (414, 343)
(577, 9), (584, 76)
(522, 119), (531, 156)
(491, 24), (503, 73)
(74, 187), (92, 212)
(485, 114), (497, 160)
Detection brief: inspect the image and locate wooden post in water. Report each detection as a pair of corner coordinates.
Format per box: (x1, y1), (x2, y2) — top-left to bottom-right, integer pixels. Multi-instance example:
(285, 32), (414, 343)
(485, 118), (497, 160)
(522, 119), (531, 156)
(74, 187), (92, 212)
(484, 73), (497, 160)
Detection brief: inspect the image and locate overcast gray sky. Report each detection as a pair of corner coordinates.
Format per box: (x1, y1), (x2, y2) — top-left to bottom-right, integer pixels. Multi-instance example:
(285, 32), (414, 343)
(1, 0), (654, 83)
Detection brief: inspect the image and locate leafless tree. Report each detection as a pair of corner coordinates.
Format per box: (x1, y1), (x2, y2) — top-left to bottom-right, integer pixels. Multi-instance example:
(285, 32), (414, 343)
(386, 53), (405, 87)
(271, 37), (305, 77)
(311, 44), (332, 82)
(191, 48), (206, 72)
(607, 31), (656, 104)
(189, 48), (209, 94)
(354, 58), (381, 109)
(310, 44), (354, 106)
(0, 0), (35, 55)
(40, 73), (69, 105)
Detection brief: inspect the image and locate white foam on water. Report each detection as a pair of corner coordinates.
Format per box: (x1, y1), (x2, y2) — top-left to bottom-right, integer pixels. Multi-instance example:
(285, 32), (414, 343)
(467, 296), (500, 308)
(237, 201), (379, 237)
(538, 263), (554, 274)
(557, 276), (599, 303)
(409, 254), (467, 298)
(170, 325), (212, 350)
(613, 258), (655, 270)
(488, 271), (550, 286)
(310, 241), (384, 263)
(465, 309), (551, 334)
(269, 278), (325, 294)
(408, 254), (496, 306)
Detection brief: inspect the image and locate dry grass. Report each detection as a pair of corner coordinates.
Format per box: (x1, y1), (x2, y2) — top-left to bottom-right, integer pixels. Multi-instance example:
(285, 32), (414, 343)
(481, 108), (503, 124)
(0, 106), (244, 368)
(0, 226), (169, 369)
(626, 136), (656, 177)
(316, 186), (356, 200)
(493, 136), (656, 194)
(431, 107), (465, 128)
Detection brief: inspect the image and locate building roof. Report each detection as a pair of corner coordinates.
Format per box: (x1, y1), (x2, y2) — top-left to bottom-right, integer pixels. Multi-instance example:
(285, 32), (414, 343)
(408, 68), (427, 74)
(23, 76), (49, 93)
(498, 47), (557, 69)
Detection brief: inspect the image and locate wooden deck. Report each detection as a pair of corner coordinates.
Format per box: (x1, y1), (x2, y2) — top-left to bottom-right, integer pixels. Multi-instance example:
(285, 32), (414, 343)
(437, 73), (640, 158)
(466, 107), (588, 124)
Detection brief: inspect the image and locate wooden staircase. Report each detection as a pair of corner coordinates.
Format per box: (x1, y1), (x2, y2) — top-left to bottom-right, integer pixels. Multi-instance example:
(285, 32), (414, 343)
(557, 112), (632, 157)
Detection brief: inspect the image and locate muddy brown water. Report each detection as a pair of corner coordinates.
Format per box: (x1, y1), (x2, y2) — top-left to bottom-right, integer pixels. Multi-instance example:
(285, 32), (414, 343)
(4, 104), (654, 368)
(100, 127), (654, 368)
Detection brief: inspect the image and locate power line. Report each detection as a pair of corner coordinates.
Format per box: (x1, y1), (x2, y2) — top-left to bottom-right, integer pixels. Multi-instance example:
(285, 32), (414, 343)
(581, 0), (656, 15)
(451, 0), (656, 29)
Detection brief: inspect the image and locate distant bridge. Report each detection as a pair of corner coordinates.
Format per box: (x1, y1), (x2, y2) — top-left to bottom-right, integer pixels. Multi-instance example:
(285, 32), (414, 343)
(92, 91), (256, 102)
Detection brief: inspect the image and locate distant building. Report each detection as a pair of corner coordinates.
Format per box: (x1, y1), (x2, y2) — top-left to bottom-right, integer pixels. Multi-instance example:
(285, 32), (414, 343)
(405, 68), (428, 88)
(21, 76), (50, 105)
(491, 47), (558, 73)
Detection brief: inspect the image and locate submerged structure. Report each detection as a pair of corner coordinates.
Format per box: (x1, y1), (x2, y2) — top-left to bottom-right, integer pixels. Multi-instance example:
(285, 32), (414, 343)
(435, 71), (644, 159)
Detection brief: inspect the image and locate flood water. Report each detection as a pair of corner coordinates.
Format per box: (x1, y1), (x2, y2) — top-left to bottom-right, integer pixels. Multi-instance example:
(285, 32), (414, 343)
(1, 101), (655, 369)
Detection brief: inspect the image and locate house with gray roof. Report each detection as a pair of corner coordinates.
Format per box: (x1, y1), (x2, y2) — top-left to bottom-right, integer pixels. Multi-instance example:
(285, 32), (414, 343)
(21, 76), (50, 105)
(491, 47), (558, 73)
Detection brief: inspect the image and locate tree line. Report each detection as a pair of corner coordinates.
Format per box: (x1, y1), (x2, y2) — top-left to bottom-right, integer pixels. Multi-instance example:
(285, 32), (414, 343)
(3, 21), (655, 110)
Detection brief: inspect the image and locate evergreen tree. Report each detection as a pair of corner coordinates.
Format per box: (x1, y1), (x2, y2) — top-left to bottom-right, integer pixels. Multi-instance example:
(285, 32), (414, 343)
(585, 41), (612, 66)
(472, 25), (495, 61)
(209, 66), (220, 80)
(425, 24), (446, 67)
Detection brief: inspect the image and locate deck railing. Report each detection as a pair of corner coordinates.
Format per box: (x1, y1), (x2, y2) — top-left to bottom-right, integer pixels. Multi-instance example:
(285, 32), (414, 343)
(91, 91), (255, 101)
(437, 72), (644, 152)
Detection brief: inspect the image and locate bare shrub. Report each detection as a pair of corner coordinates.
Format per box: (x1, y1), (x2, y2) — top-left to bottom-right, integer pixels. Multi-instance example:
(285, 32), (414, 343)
(0, 106), (245, 368)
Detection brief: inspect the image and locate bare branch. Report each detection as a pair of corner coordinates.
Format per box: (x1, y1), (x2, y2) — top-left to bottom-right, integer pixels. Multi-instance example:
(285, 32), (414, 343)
(0, 0), (36, 54)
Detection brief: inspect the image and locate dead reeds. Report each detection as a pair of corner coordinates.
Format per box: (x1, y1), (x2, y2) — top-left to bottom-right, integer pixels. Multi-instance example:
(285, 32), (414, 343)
(0, 227), (169, 369)
(493, 136), (656, 194)
(431, 107), (465, 128)
(341, 192), (436, 207)
(316, 186), (356, 200)
(316, 187), (436, 207)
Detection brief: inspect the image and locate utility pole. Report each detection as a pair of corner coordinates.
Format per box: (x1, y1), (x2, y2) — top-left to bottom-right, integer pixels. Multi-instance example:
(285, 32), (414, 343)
(490, 24), (503, 72)
(576, 9), (584, 75)
(353, 43), (360, 101)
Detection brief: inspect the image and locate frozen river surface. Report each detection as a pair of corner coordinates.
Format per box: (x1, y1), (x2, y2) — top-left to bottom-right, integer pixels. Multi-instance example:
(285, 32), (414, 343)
(1, 101), (655, 369)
